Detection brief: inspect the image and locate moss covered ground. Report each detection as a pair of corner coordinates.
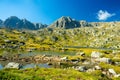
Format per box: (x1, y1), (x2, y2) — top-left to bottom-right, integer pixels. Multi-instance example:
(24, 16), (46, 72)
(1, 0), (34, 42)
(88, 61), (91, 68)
(0, 68), (113, 80)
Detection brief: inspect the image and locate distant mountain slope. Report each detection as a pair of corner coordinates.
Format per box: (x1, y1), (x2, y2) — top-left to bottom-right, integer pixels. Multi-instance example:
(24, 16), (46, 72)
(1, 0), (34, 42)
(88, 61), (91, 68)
(0, 21), (120, 50)
(0, 16), (119, 30)
(38, 23), (120, 49)
(0, 19), (3, 27)
(0, 16), (47, 30)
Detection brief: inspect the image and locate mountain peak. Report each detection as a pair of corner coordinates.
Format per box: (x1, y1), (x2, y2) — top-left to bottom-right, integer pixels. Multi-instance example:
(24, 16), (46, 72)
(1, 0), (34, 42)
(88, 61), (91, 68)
(0, 16), (47, 30)
(49, 16), (80, 29)
(59, 16), (72, 22)
(60, 16), (71, 19)
(8, 16), (20, 20)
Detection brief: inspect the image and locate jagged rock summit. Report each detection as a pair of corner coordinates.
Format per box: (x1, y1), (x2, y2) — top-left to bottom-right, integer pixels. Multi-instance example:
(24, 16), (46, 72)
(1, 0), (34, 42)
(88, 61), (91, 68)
(4, 16), (21, 28)
(0, 16), (120, 30)
(48, 16), (120, 29)
(48, 16), (81, 29)
(0, 16), (47, 30)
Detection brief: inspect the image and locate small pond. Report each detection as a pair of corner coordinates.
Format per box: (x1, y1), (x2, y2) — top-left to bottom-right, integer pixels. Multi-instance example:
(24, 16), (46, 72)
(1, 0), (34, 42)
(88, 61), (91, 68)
(0, 63), (51, 69)
(21, 63), (51, 69)
(20, 51), (76, 57)
(0, 51), (77, 69)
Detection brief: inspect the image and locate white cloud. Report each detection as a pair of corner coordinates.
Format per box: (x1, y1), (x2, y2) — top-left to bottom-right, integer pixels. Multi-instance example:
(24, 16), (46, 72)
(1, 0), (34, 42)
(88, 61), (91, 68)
(97, 10), (115, 20)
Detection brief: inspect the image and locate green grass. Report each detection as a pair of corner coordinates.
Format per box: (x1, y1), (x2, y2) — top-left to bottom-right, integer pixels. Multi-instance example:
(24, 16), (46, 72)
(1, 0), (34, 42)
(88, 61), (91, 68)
(0, 68), (111, 80)
(0, 25), (120, 54)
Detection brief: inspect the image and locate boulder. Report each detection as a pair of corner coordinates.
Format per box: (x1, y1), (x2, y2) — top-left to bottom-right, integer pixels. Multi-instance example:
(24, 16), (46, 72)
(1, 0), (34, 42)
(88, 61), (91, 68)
(82, 61), (90, 65)
(95, 57), (111, 64)
(91, 51), (101, 63)
(115, 62), (120, 65)
(86, 68), (95, 72)
(4, 62), (21, 69)
(94, 66), (101, 70)
(60, 57), (68, 61)
(108, 69), (117, 76)
(76, 66), (86, 72)
(114, 74), (120, 77)
(91, 51), (101, 58)
(4, 40), (11, 43)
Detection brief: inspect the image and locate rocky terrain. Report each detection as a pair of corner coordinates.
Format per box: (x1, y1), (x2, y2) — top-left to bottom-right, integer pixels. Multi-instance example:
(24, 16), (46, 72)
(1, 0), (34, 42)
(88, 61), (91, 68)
(0, 16), (120, 80)
(0, 49), (120, 79)
(0, 16), (120, 52)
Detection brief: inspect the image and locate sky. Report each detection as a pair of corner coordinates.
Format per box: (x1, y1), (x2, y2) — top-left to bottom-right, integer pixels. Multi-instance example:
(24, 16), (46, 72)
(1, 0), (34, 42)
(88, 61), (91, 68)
(0, 0), (120, 24)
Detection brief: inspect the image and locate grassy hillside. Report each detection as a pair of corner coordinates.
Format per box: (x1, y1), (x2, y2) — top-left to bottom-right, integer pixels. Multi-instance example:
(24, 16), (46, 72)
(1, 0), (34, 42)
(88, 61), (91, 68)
(0, 68), (112, 80)
(0, 24), (120, 53)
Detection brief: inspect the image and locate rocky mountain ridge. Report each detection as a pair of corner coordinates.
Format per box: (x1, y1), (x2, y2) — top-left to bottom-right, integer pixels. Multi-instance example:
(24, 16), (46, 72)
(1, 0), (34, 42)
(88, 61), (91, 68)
(0, 16), (47, 30)
(0, 16), (120, 30)
(48, 16), (120, 29)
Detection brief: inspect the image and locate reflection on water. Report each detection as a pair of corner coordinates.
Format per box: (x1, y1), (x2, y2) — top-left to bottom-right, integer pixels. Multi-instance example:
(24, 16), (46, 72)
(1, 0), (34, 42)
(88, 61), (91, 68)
(0, 64), (3, 69)
(20, 51), (76, 57)
(0, 63), (50, 69)
(22, 63), (50, 69)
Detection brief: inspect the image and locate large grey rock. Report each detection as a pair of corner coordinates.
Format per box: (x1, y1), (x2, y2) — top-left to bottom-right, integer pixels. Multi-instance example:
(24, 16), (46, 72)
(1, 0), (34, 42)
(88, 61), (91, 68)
(108, 68), (120, 77)
(108, 69), (117, 76)
(114, 74), (120, 77)
(4, 62), (21, 69)
(91, 51), (101, 58)
(94, 65), (101, 70)
(75, 66), (86, 72)
(60, 56), (68, 61)
(95, 57), (111, 64)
